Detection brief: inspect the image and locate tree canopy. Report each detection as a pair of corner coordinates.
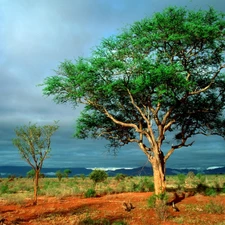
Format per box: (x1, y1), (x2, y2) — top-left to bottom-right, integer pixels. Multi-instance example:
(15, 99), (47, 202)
(13, 122), (59, 170)
(41, 7), (225, 194)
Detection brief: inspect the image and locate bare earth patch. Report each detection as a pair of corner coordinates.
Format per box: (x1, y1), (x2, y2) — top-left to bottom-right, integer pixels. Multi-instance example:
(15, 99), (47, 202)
(1, 192), (225, 225)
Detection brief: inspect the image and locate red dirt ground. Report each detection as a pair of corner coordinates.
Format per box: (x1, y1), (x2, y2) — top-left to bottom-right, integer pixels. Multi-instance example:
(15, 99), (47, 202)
(1, 192), (225, 225)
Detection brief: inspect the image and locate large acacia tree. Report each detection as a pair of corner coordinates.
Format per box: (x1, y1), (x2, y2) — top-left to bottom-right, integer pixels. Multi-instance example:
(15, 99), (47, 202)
(12, 122), (59, 205)
(42, 7), (225, 195)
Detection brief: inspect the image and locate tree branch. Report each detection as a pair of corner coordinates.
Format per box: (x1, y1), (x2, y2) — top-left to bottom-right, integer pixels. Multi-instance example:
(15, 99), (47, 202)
(189, 65), (225, 95)
(164, 139), (194, 162)
(126, 89), (156, 146)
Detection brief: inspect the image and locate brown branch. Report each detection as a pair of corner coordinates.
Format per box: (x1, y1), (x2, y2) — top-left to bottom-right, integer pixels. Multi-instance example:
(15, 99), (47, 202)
(189, 65), (225, 95)
(126, 89), (157, 145)
(164, 140), (194, 162)
(103, 107), (139, 130)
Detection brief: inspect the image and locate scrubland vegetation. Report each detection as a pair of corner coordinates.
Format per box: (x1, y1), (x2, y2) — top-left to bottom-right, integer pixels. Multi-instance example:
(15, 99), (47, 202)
(1, 172), (225, 224)
(1, 172), (225, 204)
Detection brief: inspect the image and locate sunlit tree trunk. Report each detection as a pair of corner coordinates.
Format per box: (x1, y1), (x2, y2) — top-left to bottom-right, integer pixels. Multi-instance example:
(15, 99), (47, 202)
(33, 168), (40, 205)
(149, 148), (166, 196)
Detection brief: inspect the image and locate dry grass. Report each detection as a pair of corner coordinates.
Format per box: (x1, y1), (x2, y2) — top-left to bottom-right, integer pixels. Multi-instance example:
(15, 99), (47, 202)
(1, 174), (225, 205)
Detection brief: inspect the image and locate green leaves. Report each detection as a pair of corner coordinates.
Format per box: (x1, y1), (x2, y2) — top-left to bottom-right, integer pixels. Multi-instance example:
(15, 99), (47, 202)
(12, 122), (59, 169)
(41, 6), (225, 151)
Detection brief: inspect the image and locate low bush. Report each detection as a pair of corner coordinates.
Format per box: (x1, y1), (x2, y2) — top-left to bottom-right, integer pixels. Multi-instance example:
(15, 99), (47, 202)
(55, 170), (64, 181)
(205, 187), (217, 196)
(148, 193), (169, 221)
(0, 184), (9, 194)
(89, 170), (108, 185)
(115, 173), (127, 181)
(84, 188), (96, 198)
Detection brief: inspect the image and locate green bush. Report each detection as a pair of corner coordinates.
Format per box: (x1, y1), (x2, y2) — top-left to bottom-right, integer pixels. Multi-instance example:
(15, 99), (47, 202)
(0, 184), (9, 194)
(196, 173), (206, 183)
(130, 182), (139, 192)
(64, 169), (72, 178)
(89, 170), (108, 184)
(140, 177), (154, 191)
(55, 170), (63, 181)
(115, 173), (127, 181)
(84, 188), (96, 198)
(205, 187), (217, 196)
(148, 194), (157, 208)
(148, 193), (169, 221)
(177, 173), (186, 184)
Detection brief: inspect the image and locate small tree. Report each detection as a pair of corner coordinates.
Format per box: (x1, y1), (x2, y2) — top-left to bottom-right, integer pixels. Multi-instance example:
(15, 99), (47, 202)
(64, 169), (72, 178)
(56, 170), (63, 181)
(12, 122), (59, 205)
(27, 169), (35, 179)
(89, 169), (108, 185)
(41, 7), (225, 197)
(27, 169), (45, 180)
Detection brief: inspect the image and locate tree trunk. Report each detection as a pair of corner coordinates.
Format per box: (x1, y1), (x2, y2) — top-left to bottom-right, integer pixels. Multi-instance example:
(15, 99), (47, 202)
(151, 152), (166, 196)
(33, 169), (40, 205)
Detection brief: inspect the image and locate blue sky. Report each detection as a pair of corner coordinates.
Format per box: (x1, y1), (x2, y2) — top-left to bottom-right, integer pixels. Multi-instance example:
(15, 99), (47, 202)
(0, 0), (225, 170)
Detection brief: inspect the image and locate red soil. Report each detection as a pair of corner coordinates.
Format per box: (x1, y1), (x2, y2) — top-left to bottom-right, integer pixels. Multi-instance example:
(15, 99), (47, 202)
(1, 192), (225, 225)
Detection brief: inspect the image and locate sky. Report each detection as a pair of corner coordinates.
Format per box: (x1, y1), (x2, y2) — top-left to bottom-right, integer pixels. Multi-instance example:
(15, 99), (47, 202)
(0, 0), (225, 170)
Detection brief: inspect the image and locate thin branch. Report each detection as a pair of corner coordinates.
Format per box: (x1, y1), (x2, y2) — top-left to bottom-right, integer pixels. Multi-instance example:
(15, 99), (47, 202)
(103, 107), (139, 130)
(126, 89), (156, 146)
(164, 140), (194, 162)
(189, 65), (225, 95)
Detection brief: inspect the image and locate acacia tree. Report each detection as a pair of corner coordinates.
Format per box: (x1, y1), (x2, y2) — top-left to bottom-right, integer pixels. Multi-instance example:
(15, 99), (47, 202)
(12, 122), (59, 205)
(41, 7), (225, 196)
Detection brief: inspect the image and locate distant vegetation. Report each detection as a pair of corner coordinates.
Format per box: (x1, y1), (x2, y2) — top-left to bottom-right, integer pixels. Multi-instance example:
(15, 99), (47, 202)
(1, 173), (225, 203)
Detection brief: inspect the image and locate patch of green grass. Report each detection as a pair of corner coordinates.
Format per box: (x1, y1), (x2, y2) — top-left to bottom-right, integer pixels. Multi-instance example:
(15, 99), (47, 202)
(84, 188), (96, 198)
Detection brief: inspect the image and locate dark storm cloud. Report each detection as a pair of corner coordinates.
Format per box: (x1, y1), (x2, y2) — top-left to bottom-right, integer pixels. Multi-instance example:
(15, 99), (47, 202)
(0, 0), (225, 169)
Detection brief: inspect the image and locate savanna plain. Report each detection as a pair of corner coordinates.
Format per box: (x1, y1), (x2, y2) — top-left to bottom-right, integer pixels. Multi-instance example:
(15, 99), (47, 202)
(1, 172), (225, 225)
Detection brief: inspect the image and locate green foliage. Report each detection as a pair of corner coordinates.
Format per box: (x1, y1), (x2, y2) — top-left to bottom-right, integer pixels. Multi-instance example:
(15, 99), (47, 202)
(64, 169), (72, 178)
(41, 6), (225, 196)
(177, 173), (186, 184)
(135, 177), (154, 192)
(42, 7), (225, 145)
(196, 173), (206, 183)
(148, 194), (157, 208)
(115, 173), (127, 181)
(26, 169), (44, 179)
(56, 170), (64, 181)
(27, 170), (35, 179)
(205, 187), (217, 196)
(148, 193), (169, 221)
(12, 122), (59, 170)
(84, 188), (96, 198)
(0, 184), (9, 194)
(148, 192), (168, 208)
(89, 170), (108, 184)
